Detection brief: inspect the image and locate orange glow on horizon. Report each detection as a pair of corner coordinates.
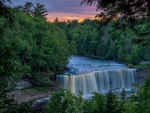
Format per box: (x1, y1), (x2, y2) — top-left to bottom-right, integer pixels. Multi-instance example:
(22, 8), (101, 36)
(46, 12), (97, 22)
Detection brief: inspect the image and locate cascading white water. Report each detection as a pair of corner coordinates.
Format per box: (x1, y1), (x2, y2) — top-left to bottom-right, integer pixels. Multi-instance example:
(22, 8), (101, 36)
(59, 69), (136, 95)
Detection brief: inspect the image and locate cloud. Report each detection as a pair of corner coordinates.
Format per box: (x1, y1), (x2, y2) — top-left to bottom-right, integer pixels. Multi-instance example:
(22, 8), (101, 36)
(47, 12), (96, 22)
(44, 0), (97, 14)
(8, 0), (98, 21)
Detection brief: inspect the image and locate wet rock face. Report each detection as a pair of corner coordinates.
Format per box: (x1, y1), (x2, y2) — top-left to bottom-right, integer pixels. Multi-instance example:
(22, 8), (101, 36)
(14, 76), (41, 90)
(136, 69), (148, 87)
(15, 80), (32, 90)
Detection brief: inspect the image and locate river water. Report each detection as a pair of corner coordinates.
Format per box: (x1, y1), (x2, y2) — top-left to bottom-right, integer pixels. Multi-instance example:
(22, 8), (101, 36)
(59, 55), (136, 97)
(65, 55), (128, 75)
(33, 55), (137, 112)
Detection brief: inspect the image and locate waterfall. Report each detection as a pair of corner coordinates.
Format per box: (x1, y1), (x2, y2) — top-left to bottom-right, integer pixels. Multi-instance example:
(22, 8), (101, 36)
(59, 69), (136, 95)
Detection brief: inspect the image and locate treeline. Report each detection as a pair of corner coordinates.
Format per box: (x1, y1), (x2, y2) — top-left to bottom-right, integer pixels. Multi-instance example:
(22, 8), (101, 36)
(14, 2), (48, 18)
(54, 18), (150, 65)
(0, 2), (72, 86)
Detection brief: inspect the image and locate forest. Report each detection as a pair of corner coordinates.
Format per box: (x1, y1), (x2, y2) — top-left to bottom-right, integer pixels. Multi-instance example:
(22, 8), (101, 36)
(55, 18), (150, 65)
(1, 2), (73, 86)
(1, 0), (150, 113)
(0, 1), (73, 112)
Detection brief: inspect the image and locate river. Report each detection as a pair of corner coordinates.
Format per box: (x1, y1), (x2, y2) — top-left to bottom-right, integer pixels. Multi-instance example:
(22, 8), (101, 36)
(33, 55), (137, 112)
(64, 55), (128, 75)
(59, 55), (136, 97)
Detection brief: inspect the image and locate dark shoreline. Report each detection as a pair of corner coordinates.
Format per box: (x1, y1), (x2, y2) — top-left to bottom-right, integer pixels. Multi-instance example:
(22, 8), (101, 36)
(136, 68), (148, 87)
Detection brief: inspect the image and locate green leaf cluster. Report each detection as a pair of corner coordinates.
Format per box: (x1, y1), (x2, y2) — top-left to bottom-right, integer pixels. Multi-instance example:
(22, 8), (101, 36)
(45, 87), (128, 113)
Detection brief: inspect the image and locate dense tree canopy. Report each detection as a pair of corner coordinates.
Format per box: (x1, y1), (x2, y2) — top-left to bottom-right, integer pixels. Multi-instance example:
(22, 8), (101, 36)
(81, 0), (149, 23)
(55, 18), (148, 65)
(0, 1), (73, 86)
(81, 0), (150, 47)
(0, 1), (35, 112)
(2, 12), (72, 86)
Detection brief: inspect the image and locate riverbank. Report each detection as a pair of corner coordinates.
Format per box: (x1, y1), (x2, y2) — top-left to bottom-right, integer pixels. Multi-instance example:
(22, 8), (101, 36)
(8, 78), (60, 104)
(10, 87), (50, 104)
(10, 55), (149, 104)
(136, 68), (148, 87)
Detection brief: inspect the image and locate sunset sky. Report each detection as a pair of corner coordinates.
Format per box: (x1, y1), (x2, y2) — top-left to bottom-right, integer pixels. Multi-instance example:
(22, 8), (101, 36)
(8, 0), (98, 22)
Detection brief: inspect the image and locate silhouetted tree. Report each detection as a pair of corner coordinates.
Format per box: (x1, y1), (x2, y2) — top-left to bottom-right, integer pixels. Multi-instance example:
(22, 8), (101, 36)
(33, 3), (48, 19)
(53, 17), (59, 24)
(81, 0), (148, 23)
(23, 1), (33, 15)
(0, 0), (14, 33)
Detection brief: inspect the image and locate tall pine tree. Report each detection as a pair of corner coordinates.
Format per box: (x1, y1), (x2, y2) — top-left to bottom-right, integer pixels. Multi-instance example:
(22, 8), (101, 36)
(33, 3), (48, 19)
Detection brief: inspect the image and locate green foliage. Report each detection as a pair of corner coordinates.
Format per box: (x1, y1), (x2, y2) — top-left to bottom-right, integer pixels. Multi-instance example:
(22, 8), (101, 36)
(89, 92), (106, 113)
(0, 0), (14, 26)
(46, 79), (150, 113)
(32, 72), (51, 87)
(0, 41), (17, 77)
(1, 11), (72, 86)
(0, 1), (73, 112)
(144, 43), (150, 60)
(58, 18), (149, 65)
(45, 87), (84, 113)
(117, 45), (124, 61)
(46, 87), (129, 113)
(106, 40), (117, 59)
(81, 0), (150, 56)
(130, 46), (140, 65)
(126, 54), (131, 63)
